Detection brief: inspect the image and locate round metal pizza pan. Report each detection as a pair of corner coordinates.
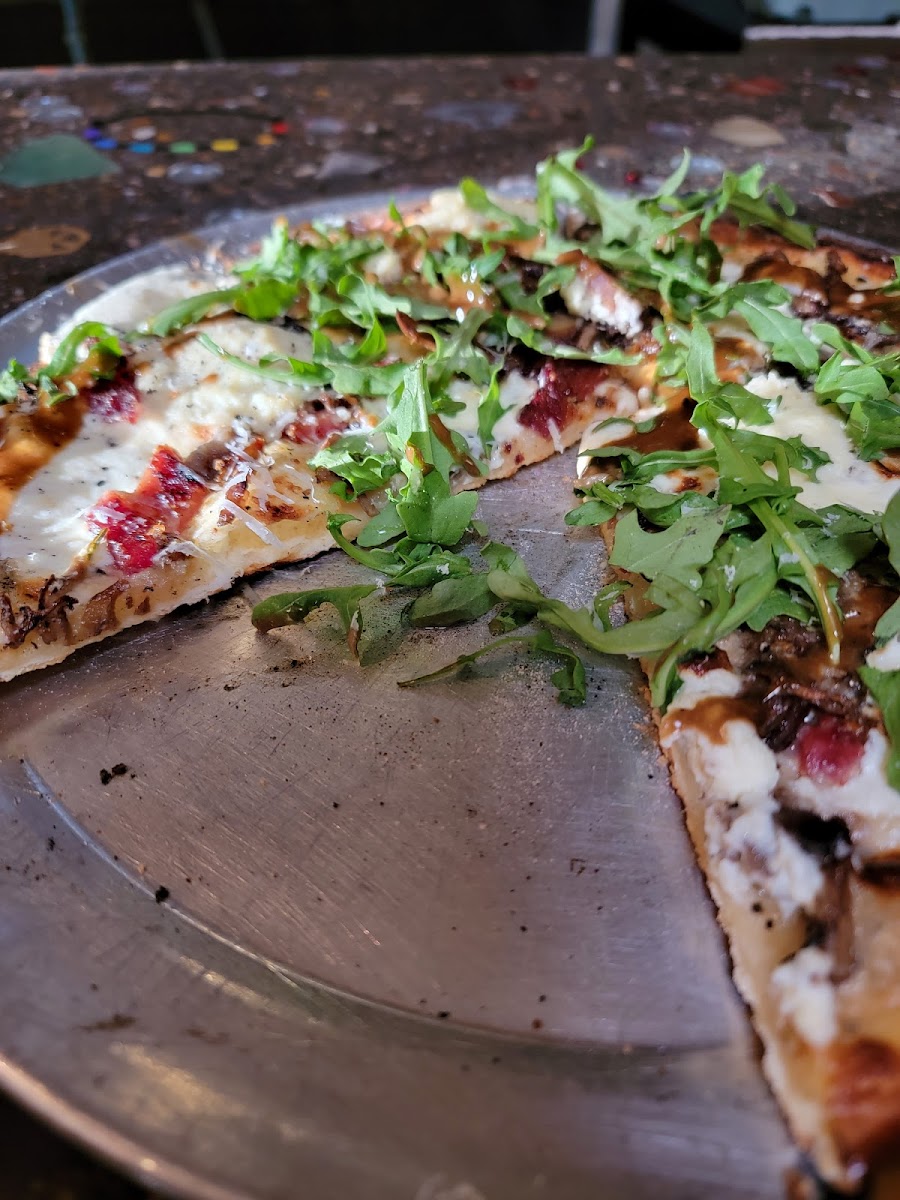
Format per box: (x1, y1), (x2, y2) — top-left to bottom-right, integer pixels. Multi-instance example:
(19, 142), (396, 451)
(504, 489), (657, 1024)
(0, 192), (797, 1200)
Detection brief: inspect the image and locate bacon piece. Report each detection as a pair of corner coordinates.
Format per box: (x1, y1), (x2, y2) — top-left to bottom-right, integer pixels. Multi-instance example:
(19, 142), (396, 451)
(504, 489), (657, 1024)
(84, 363), (141, 423)
(518, 361), (608, 439)
(88, 446), (209, 575)
(282, 398), (355, 447)
(794, 714), (867, 787)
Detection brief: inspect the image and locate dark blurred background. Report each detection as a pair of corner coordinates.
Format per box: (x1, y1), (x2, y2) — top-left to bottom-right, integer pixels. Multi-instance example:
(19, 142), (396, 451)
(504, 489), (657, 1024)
(0, 0), (897, 68)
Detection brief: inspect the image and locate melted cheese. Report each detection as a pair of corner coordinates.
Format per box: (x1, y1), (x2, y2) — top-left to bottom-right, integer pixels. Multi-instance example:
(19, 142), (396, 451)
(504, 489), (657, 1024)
(413, 188), (537, 234)
(743, 372), (900, 516)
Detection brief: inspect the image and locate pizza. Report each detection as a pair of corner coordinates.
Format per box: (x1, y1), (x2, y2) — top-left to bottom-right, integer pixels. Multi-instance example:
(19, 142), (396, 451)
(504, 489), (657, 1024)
(1, 141), (899, 1192)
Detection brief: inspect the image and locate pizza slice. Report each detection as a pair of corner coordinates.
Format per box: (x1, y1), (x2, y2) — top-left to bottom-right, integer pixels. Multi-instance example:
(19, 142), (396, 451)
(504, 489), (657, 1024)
(0, 192), (653, 680)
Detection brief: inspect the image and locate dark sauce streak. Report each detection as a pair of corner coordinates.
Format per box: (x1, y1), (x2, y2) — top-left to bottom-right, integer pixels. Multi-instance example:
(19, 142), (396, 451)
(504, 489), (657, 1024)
(609, 398), (699, 455)
(0, 397), (86, 523)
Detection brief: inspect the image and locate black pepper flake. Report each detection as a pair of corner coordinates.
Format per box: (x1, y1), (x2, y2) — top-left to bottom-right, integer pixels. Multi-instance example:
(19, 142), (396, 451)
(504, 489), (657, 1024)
(437, 1010), (450, 1020)
(154, 886), (170, 904)
(99, 769), (112, 785)
(46, 837), (55, 851)
(531, 1018), (544, 1030)
(111, 763), (128, 777)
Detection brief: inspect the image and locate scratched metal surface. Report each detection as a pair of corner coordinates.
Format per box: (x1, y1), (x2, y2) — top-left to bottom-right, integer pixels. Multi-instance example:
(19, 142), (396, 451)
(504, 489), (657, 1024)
(0, 195), (793, 1200)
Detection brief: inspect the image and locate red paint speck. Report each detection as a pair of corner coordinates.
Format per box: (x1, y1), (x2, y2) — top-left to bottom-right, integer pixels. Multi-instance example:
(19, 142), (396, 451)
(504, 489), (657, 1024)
(270, 120), (289, 135)
(794, 714), (866, 787)
(503, 74), (539, 92)
(88, 446), (208, 575)
(623, 169), (642, 186)
(725, 75), (786, 97)
(518, 361), (608, 439)
(85, 366), (140, 423)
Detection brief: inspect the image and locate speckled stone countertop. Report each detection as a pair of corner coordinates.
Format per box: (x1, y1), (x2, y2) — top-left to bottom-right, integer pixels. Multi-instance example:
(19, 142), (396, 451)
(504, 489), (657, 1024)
(0, 44), (896, 1200)
(0, 47), (898, 324)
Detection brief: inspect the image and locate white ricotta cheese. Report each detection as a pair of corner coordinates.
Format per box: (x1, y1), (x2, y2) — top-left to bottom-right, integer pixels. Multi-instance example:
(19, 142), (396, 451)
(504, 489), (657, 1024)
(670, 666), (743, 707)
(713, 804), (826, 917)
(771, 946), (837, 1047)
(662, 706), (779, 806)
(867, 634), (900, 672)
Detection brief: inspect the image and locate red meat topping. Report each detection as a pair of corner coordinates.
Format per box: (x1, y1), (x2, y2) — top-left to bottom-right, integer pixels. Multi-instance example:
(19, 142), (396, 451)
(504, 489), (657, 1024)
(282, 400), (354, 447)
(85, 365), (141, 423)
(794, 714), (867, 787)
(518, 361), (608, 439)
(87, 446), (208, 575)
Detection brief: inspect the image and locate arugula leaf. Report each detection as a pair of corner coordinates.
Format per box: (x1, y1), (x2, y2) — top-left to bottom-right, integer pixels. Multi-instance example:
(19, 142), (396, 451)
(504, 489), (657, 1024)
(536, 136), (656, 246)
(428, 309), (493, 390)
(705, 424), (799, 506)
(733, 297), (820, 374)
(749, 498), (843, 661)
(197, 332), (330, 387)
(0, 358), (28, 403)
(139, 288), (238, 337)
(232, 278), (300, 322)
(876, 492), (900, 639)
(661, 321), (774, 424)
(325, 513), (473, 587)
(251, 583), (377, 655)
(476, 367), (508, 451)
(311, 435), (399, 500)
(398, 628), (587, 706)
(696, 278), (791, 321)
(334, 273), (449, 324)
(355, 503), (406, 547)
(609, 506), (729, 586)
(858, 666), (900, 789)
(744, 586), (813, 631)
(395, 468), (479, 546)
(494, 264), (576, 318)
(505, 315), (637, 364)
(236, 219), (305, 285)
(43, 321), (126, 381)
(383, 362), (480, 544)
(814, 349), (900, 459)
(408, 574), (495, 626)
(458, 178), (539, 240)
(483, 541), (617, 654)
(697, 163), (816, 249)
